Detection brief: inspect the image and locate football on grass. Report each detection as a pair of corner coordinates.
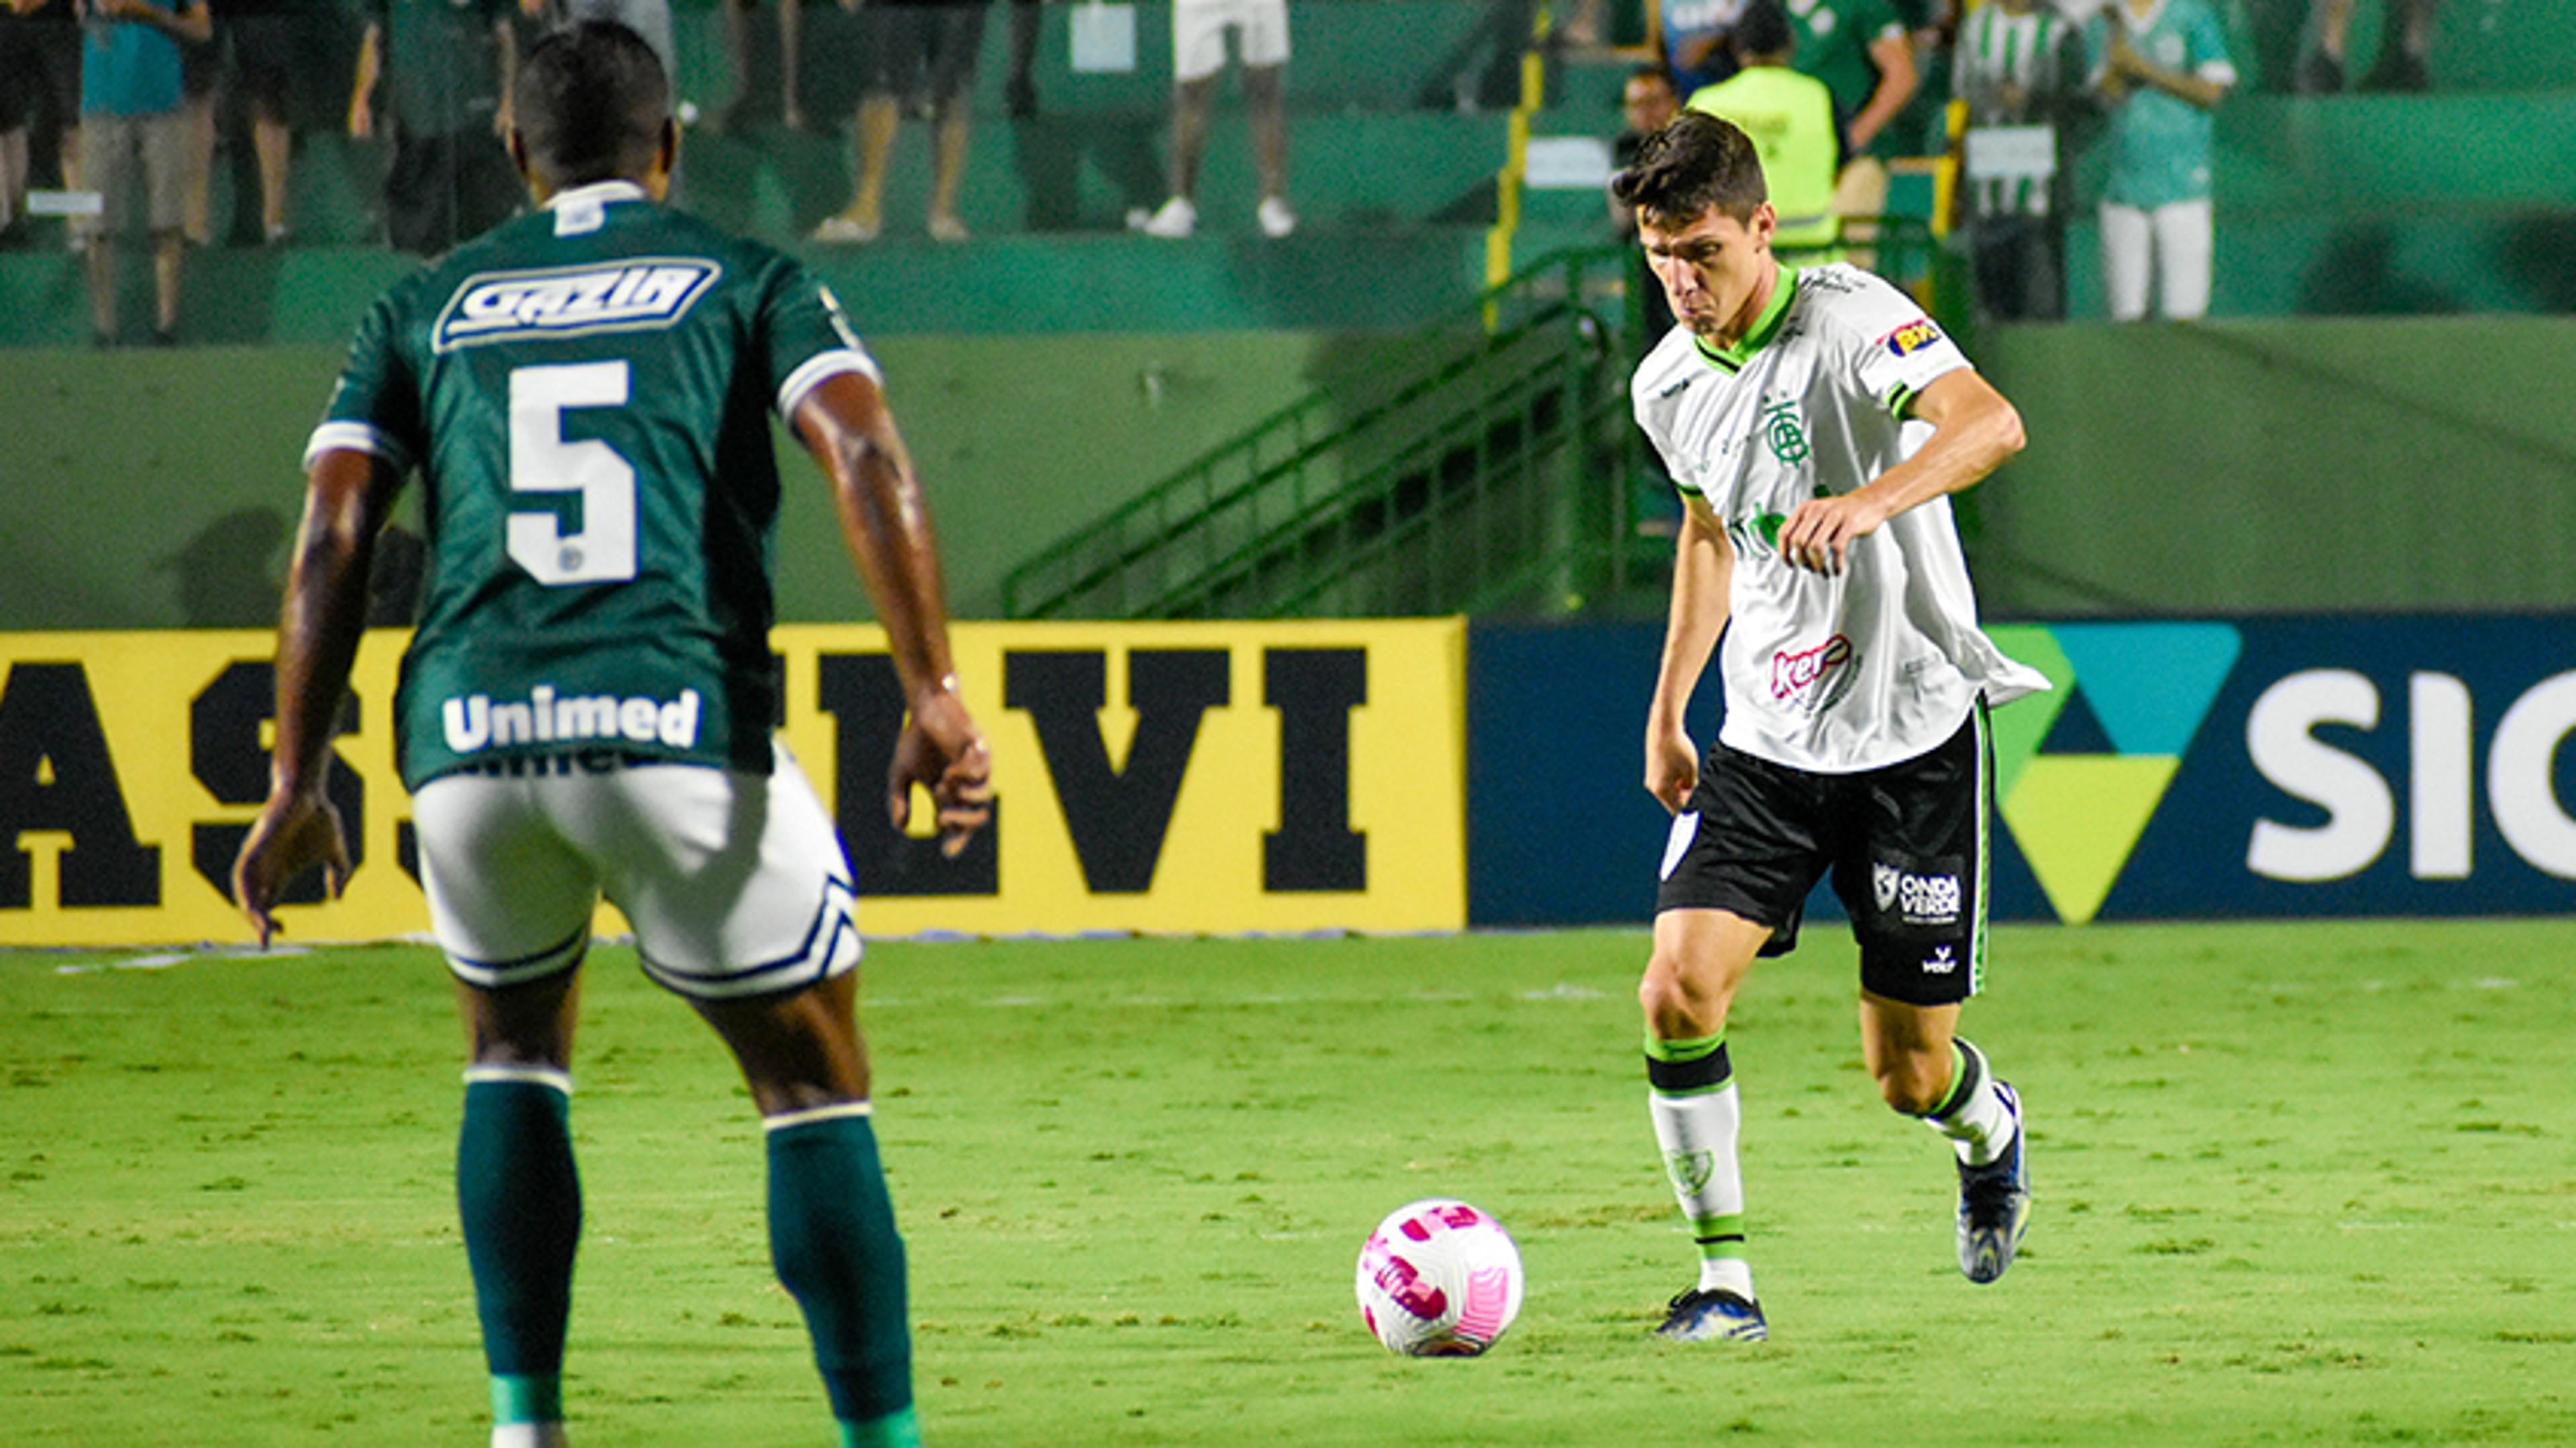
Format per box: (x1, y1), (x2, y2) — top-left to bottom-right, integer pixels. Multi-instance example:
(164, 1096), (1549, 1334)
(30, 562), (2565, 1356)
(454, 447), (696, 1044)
(1354, 1198), (1525, 1357)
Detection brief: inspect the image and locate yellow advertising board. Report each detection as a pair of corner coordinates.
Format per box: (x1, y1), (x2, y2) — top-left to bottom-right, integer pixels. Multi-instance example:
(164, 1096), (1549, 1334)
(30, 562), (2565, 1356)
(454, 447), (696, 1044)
(0, 621), (1466, 946)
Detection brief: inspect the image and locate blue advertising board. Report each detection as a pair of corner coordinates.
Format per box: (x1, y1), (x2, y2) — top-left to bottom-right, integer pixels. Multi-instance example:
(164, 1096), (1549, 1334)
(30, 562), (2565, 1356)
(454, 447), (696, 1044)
(1468, 617), (2576, 926)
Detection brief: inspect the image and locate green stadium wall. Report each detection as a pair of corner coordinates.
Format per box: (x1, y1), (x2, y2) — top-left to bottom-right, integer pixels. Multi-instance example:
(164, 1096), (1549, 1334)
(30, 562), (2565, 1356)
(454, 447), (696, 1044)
(4, 313), (2569, 633)
(0, 333), (1412, 630)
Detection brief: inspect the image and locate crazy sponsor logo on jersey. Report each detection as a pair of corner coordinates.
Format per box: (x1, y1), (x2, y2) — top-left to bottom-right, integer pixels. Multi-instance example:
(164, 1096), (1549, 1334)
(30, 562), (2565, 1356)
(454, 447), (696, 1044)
(441, 684), (702, 754)
(433, 258), (722, 352)
(1880, 317), (1944, 359)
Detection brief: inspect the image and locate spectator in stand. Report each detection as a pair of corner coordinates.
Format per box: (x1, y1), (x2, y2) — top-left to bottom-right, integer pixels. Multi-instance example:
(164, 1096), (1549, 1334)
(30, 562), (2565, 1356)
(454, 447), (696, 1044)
(0, 2), (35, 239)
(1686, 0), (1841, 260)
(812, 0), (989, 244)
(78, 0), (210, 343)
(6, 0), (85, 211)
(1612, 62), (1681, 340)
(1647, 0), (1742, 98)
(1953, 0), (2082, 319)
(2088, 0), (2234, 319)
(2298, 0), (2436, 94)
(1130, 0), (1294, 240)
(1780, 0), (1915, 269)
(1611, 62), (1680, 239)
(348, 0), (521, 255)
(1004, 0), (1038, 116)
(718, 0), (803, 131)
(190, 0), (314, 246)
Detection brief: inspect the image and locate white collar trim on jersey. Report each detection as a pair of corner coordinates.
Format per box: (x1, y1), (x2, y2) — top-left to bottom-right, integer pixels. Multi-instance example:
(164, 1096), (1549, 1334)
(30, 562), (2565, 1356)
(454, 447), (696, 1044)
(544, 179), (651, 211)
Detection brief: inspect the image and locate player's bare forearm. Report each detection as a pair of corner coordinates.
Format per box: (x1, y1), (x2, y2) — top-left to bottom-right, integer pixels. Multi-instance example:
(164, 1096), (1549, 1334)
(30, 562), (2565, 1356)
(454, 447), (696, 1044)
(232, 450), (398, 940)
(1653, 496), (1733, 727)
(796, 373), (992, 852)
(270, 452), (399, 798)
(797, 373), (959, 699)
(1646, 497), (1731, 810)
(1849, 34), (1919, 150)
(1780, 368), (2023, 573)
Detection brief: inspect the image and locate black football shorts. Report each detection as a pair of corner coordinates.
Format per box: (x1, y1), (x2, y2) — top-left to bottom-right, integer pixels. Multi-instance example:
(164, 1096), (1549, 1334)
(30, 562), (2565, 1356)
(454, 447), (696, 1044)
(1656, 703), (1991, 1006)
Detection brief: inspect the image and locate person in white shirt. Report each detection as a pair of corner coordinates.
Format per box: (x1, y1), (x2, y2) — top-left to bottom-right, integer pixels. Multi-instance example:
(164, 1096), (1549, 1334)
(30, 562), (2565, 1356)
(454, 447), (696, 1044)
(1613, 109), (2044, 1343)
(1128, 0), (1293, 240)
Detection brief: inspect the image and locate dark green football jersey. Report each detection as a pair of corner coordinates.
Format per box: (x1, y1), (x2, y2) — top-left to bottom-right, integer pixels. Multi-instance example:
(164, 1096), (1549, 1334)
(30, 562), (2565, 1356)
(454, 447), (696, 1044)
(309, 180), (882, 789)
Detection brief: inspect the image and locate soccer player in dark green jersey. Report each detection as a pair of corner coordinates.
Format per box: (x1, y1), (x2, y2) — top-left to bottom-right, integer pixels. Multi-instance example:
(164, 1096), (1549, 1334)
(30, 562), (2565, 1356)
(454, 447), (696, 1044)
(232, 23), (991, 1448)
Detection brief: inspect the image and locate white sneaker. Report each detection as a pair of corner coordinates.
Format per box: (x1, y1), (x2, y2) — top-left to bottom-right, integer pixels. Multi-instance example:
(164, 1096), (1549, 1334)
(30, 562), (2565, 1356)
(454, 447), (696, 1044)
(810, 214), (880, 244)
(1131, 197), (1196, 239)
(1257, 196), (1297, 238)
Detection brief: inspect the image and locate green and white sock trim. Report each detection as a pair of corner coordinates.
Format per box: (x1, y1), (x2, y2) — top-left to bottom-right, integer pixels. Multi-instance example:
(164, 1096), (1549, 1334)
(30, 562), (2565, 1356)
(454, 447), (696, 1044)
(763, 1100), (876, 1133)
(464, 1064), (573, 1095)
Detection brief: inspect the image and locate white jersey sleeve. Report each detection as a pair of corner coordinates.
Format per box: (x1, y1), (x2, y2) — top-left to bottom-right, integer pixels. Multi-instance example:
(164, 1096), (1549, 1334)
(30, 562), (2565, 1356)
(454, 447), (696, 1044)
(1831, 276), (1973, 421)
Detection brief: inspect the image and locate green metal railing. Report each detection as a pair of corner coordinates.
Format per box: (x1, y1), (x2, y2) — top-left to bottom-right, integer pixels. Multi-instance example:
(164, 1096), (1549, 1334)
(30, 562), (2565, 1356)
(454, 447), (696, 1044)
(999, 222), (1941, 621)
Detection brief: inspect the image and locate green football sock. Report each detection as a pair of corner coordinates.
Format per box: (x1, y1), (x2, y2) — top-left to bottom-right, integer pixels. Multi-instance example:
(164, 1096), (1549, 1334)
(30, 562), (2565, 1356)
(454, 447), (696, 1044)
(767, 1106), (914, 1431)
(458, 1070), (582, 1393)
(839, 1404), (922, 1448)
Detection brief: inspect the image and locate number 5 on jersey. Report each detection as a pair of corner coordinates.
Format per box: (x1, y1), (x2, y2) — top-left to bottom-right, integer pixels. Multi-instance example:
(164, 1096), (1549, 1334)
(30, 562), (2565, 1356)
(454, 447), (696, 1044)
(509, 361), (638, 586)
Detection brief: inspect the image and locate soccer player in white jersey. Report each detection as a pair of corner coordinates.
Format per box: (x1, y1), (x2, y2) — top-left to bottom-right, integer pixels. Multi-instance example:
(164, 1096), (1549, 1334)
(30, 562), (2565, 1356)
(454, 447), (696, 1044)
(1614, 110), (2047, 1342)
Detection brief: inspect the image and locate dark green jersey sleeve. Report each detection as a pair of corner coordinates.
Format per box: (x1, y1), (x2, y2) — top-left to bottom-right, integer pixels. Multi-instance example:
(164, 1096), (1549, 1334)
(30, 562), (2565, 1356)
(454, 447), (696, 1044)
(305, 287), (427, 476)
(759, 262), (884, 425)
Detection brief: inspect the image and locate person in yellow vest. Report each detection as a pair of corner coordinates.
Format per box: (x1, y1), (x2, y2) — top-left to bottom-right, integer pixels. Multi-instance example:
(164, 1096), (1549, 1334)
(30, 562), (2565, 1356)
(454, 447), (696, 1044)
(1684, 0), (1843, 262)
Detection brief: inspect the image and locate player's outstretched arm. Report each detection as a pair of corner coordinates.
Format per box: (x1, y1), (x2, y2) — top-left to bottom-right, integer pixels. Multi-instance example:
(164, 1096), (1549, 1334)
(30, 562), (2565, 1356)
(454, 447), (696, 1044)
(232, 450), (404, 945)
(1778, 366), (2025, 574)
(793, 372), (994, 858)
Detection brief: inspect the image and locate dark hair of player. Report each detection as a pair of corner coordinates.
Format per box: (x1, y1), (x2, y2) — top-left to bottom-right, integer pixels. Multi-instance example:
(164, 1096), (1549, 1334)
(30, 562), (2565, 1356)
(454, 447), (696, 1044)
(1733, 0), (1795, 60)
(511, 20), (672, 191)
(1610, 111), (1769, 231)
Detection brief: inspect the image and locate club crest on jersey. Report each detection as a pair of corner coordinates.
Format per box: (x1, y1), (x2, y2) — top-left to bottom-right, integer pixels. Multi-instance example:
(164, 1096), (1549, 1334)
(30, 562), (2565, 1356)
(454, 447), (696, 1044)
(1760, 398), (1810, 466)
(1880, 317), (1943, 358)
(433, 259), (722, 352)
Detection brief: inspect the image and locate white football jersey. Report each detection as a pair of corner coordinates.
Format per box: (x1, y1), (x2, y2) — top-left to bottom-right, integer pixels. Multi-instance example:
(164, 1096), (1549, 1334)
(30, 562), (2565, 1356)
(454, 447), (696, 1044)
(1632, 263), (2048, 773)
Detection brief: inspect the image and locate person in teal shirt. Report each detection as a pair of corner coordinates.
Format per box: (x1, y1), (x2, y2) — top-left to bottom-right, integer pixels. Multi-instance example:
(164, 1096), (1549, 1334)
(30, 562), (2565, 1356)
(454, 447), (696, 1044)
(2087, 0), (2236, 320)
(77, 0), (210, 342)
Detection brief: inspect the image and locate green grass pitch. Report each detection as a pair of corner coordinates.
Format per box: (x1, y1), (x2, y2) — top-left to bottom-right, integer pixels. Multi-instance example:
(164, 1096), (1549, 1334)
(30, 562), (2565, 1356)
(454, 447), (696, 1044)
(5, 921), (2573, 1445)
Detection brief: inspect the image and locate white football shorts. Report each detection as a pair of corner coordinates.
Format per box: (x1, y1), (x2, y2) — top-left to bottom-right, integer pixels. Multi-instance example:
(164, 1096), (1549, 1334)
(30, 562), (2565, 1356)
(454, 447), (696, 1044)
(1173, 0), (1290, 83)
(411, 740), (861, 1000)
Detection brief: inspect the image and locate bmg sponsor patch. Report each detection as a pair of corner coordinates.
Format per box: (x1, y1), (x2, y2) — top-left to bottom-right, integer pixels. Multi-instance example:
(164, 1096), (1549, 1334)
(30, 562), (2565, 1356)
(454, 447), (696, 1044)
(1880, 318), (1944, 358)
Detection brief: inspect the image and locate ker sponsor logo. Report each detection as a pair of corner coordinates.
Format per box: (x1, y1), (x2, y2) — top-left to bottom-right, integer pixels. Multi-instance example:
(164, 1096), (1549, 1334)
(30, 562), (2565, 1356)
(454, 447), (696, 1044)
(1771, 633), (1856, 713)
(433, 258), (722, 352)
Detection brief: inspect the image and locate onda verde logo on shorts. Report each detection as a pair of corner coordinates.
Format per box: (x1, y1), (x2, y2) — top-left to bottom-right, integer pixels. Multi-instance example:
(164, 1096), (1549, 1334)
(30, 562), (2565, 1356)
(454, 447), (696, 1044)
(443, 685), (703, 754)
(1985, 623), (2241, 924)
(433, 259), (722, 352)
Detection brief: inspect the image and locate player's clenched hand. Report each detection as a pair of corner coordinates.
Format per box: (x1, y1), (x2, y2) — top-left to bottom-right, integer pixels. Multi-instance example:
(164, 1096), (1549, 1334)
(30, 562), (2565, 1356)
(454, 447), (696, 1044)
(1646, 719), (1699, 815)
(888, 684), (993, 858)
(231, 788), (352, 947)
(1778, 490), (1888, 575)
